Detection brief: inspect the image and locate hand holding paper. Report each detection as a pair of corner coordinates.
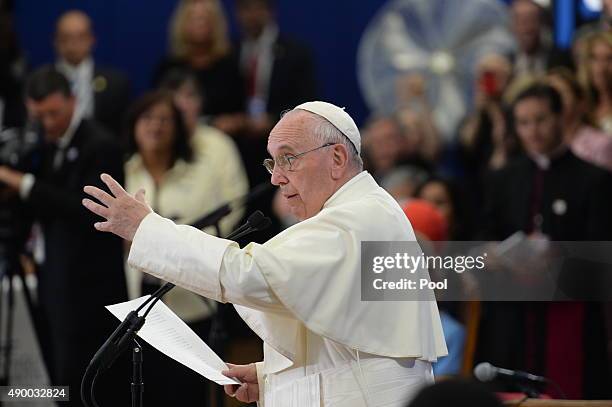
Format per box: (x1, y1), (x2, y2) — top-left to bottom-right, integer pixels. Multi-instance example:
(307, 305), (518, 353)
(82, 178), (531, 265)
(106, 296), (239, 386)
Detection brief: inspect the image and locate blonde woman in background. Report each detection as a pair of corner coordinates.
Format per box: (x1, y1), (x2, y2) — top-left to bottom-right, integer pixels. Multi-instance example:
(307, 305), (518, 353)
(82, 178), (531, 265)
(123, 90), (247, 406)
(578, 31), (612, 134)
(547, 67), (612, 171)
(154, 0), (246, 135)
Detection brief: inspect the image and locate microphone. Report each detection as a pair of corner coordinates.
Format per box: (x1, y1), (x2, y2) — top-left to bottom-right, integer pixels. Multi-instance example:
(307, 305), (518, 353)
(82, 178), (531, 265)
(228, 210), (270, 240)
(191, 183), (273, 230)
(474, 362), (547, 383)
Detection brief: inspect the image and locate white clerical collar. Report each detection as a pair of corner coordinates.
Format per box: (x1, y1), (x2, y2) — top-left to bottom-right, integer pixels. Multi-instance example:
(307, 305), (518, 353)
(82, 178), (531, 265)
(528, 144), (568, 170)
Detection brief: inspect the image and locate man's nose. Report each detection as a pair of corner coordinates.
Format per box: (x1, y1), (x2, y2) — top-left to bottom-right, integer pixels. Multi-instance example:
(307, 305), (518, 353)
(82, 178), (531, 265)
(270, 165), (287, 186)
(42, 117), (55, 133)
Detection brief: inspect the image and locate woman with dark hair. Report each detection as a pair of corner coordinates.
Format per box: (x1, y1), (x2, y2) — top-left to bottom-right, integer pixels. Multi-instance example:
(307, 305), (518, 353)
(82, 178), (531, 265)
(124, 91), (193, 173)
(123, 91), (225, 406)
(415, 176), (473, 241)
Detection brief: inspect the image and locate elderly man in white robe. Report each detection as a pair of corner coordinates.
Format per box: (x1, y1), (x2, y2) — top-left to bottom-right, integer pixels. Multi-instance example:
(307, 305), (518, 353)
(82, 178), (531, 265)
(81, 101), (447, 406)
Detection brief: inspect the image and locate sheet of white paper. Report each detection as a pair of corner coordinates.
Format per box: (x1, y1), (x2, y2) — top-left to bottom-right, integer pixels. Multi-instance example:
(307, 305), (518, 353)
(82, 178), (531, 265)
(106, 296), (239, 385)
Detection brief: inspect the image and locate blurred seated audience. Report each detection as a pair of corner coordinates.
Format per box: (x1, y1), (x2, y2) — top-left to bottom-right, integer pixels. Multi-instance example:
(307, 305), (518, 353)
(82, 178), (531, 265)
(546, 67), (612, 171)
(54, 10), (130, 136)
(154, 0), (245, 136)
(578, 31), (612, 134)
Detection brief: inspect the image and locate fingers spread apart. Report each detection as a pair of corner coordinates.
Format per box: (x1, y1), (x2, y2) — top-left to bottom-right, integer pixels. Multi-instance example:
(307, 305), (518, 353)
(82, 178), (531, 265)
(100, 173), (127, 198)
(83, 185), (114, 206)
(82, 198), (110, 219)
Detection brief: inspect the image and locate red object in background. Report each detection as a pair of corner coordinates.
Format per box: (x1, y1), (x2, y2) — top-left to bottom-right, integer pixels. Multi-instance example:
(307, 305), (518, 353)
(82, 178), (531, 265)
(480, 70), (499, 97)
(402, 199), (448, 241)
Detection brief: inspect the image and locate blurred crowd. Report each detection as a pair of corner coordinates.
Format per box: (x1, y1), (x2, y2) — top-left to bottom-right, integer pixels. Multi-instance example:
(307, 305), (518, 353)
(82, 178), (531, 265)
(1, 0), (612, 405)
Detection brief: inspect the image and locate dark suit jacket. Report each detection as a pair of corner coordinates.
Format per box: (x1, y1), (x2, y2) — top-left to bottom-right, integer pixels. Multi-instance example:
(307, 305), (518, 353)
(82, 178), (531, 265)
(508, 46), (575, 73)
(23, 118), (128, 403)
(264, 35), (317, 120)
(93, 66), (130, 137)
(235, 33), (317, 184)
(482, 151), (612, 241)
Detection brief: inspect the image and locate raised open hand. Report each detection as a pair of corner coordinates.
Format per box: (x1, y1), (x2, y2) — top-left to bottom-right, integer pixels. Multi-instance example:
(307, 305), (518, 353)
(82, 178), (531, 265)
(82, 173), (152, 241)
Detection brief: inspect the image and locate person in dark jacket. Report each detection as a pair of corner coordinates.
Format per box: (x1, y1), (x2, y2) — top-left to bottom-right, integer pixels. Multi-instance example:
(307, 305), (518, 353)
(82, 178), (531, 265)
(0, 66), (129, 406)
(477, 83), (612, 399)
(54, 10), (130, 137)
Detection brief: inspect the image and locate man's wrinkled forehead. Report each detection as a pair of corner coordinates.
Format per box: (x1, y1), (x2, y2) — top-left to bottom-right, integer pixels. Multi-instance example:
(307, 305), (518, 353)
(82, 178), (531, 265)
(267, 110), (314, 154)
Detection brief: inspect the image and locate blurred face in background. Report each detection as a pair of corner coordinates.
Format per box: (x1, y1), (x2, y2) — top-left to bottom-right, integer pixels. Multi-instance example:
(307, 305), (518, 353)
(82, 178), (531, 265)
(511, 0), (542, 54)
(588, 39), (612, 92)
(236, 0), (273, 39)
(363, 118), (404, 175)
(26, 92), (76, 143)
(417, 181), (454, 226)
(604, 0), (612, 19)
(183, 0), (214, 46)
(135, 102), (176, 156)
(514, 96), (563, 156)
(54, 11), (95, 66)
(475, 54), (512, 100)
(173, 80), (202, 133)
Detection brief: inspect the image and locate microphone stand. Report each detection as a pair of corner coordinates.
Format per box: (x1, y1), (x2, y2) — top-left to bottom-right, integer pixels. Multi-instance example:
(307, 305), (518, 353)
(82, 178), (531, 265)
(81, 211), (271, 407)
(131, 340), (143, 407)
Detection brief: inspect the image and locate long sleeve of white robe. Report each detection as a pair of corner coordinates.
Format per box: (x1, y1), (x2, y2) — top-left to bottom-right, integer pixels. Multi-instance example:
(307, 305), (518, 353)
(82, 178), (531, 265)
(128, 212), (288, 315)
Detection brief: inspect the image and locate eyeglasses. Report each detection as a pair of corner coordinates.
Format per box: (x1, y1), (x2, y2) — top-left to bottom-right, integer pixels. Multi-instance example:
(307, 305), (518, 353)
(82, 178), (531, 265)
(263, 143), (336, 175)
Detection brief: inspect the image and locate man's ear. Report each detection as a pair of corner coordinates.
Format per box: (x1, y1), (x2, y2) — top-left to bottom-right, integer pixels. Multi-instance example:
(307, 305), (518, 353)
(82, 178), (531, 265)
(330, 144), (349, 179)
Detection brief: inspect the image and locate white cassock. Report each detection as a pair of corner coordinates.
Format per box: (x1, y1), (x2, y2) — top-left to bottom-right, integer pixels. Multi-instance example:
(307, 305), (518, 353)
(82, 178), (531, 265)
(128, 171), (448, 406)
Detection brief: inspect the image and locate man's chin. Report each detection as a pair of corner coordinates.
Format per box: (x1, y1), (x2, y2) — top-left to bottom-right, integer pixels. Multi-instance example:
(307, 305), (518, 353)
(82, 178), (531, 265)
(288, 206), (306, 222)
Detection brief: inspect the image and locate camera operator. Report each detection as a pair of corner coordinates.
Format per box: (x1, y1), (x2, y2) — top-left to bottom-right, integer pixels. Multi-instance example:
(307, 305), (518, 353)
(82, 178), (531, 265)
(0, 66), (128, 406)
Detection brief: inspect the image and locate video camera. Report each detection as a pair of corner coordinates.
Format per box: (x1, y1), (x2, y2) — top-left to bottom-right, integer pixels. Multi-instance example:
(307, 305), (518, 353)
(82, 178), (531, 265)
(0, 123), (42, 270)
